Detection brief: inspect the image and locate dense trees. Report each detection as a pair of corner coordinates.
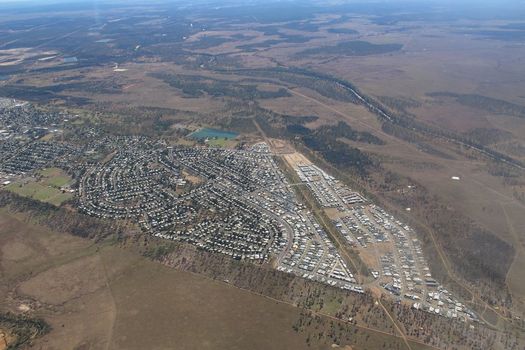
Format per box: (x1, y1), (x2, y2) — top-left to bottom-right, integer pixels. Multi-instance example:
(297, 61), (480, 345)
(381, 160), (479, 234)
(149, 72), (291, 100)
(302, 135), (372, 175)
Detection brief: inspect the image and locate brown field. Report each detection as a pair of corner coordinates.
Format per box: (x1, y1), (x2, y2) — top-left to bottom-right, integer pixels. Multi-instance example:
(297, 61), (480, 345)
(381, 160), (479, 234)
(358, 242), (394, 272)
(283, 151), (311, 167)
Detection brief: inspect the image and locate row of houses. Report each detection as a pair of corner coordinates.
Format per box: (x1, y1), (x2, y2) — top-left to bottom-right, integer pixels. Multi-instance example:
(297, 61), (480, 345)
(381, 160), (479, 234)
(292, 161), (478, 322)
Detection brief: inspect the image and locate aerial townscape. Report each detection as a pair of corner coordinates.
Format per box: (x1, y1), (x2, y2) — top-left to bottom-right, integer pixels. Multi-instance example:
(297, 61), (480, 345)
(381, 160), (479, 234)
(0, 98), (477, 322)
(1, 1), (525, 349)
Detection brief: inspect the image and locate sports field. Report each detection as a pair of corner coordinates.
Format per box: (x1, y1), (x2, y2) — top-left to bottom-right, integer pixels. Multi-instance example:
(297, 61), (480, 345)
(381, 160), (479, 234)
(5, 168), (73, 206)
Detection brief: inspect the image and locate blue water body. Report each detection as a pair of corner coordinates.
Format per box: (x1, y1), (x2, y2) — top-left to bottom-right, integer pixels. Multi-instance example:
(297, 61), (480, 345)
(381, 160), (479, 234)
(0, 75), (9, 81)
(188, 128), (238, 140)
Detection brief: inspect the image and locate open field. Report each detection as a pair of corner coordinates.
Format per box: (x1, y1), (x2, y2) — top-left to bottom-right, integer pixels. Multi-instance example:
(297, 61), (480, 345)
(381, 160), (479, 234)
(5, 182), (71, 206)
(38, 168), (71, 187)
(206, 138), (238, 148)
(4, 168), (73, 206)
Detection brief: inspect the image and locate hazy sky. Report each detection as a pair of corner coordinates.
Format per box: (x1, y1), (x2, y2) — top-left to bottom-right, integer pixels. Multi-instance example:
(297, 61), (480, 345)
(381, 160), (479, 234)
(0, 0), (523, 2)
(0, 0), (524, 9)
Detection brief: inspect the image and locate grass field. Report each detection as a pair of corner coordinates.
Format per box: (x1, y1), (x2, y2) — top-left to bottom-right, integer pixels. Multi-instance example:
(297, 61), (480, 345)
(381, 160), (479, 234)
(6, 182), (71, 206)
(207, 138), (238, 148)
(38, 168), (71, 187)
(5, 168), (73, 206)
